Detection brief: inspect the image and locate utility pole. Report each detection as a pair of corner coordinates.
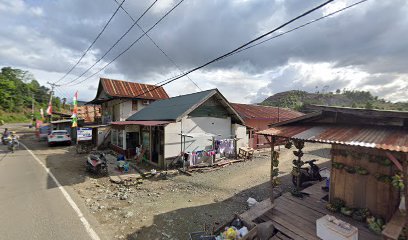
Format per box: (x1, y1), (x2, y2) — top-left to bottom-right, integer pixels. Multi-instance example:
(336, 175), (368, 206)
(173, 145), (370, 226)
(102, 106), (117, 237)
(31, 93), (35, 126)
(46, 82), (60, 123)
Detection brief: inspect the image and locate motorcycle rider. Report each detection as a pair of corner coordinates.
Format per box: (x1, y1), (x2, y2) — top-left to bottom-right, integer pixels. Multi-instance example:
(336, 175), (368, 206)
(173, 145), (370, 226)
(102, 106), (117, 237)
(8, 133), (19, 152)
(2, 128), (10, 145)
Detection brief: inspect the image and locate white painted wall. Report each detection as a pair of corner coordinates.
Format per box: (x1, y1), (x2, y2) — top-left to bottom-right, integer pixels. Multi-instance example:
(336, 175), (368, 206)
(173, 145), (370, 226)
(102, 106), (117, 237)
(164, 116), (232, 159)
(232, 124), (248, 148)
(102, 99), (152, 122)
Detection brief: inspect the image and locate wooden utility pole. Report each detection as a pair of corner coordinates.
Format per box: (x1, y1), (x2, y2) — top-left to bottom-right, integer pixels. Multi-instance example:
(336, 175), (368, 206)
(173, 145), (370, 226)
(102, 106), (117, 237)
(46, 82), (60, 122)
(270, 136), (276, 203)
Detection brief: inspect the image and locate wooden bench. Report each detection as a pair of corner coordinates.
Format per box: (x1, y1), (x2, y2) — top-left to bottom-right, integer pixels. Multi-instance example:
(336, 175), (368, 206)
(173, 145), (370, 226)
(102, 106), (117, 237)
(382, 210), (405, 240)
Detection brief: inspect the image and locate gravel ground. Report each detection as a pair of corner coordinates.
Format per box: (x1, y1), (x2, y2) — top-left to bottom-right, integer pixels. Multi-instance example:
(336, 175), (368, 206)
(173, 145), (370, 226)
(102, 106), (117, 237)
(4, 124), (331, 240)
(74, 143), (331, 240)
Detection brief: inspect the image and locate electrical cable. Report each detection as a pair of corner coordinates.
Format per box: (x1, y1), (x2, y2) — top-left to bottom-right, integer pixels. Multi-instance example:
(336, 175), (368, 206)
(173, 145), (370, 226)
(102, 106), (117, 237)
(54, 0), (126, 84)
(113, 0), (202, 91)
(130, 0), (337, 98)
(62, 0), (159, 86)
(68, 0), (185, 86)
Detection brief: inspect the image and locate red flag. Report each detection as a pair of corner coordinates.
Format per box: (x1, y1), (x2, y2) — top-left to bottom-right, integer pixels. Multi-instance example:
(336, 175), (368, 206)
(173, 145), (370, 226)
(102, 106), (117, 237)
(46, 104), (52, 115)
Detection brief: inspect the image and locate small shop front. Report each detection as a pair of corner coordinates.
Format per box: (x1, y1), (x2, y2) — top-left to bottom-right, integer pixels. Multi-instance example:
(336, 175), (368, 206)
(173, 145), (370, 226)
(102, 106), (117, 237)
(110, 121), (169, 164)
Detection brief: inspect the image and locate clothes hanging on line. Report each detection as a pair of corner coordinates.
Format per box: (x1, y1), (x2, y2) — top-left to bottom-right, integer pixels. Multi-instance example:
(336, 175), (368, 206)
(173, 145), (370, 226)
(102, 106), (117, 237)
(216, 139), (235, 155)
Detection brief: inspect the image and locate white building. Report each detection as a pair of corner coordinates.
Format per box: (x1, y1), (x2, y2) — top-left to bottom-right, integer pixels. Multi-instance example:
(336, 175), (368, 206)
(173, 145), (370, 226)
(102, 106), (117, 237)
(111, 89), (247, 168)
(88, 78), (169, 124)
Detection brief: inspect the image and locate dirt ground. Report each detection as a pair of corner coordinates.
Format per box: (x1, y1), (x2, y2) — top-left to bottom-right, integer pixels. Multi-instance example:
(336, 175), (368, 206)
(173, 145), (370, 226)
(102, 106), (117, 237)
(8, 125), (331, 240)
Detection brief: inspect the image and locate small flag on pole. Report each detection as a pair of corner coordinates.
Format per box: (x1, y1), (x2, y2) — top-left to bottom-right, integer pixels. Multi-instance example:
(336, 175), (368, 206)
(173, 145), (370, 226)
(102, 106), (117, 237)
(72, 91), (78, 127)
(46, 103), (52, 115)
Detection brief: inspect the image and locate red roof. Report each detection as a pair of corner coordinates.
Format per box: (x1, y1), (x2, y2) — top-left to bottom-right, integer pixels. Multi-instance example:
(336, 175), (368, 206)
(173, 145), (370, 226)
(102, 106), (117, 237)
(231, 103), (304, 121)
(258, 125), (408, 153)
(101, 78), (169, 100)
(111, 121), (171, 126)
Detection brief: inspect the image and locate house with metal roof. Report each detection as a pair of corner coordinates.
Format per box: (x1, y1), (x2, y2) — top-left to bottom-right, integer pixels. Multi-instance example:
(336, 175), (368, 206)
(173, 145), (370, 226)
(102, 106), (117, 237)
(110, 89), (247, 168)
(254, 105), (408, 240)
(231, 103), (303, 149)
(88, 78), (169, 124)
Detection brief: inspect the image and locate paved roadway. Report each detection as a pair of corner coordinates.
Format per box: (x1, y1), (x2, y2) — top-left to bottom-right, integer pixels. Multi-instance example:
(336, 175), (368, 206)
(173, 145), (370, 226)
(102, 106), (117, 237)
(0, 140), (103, 239)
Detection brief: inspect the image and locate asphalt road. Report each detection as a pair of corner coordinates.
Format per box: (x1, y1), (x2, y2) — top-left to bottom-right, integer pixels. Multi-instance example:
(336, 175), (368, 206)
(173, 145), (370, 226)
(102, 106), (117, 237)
(0, 141), (102, 240)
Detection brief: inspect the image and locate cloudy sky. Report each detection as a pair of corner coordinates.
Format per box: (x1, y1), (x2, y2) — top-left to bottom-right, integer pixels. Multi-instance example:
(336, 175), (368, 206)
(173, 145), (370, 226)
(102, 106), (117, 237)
(0, 0), (407, 103)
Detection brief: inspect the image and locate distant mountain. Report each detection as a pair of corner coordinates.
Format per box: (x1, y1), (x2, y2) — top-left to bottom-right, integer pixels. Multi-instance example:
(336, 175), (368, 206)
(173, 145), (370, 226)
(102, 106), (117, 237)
(260, 90), (408, 112)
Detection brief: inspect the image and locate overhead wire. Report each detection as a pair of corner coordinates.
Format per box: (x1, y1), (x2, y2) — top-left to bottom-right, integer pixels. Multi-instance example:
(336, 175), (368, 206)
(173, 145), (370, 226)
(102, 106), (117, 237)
(113, 0), (202, 91)
(131, 0), (368, 99)
(68, 0), (186, 86)
(62, 0), (159, 86)
(54, 0), (126, 84)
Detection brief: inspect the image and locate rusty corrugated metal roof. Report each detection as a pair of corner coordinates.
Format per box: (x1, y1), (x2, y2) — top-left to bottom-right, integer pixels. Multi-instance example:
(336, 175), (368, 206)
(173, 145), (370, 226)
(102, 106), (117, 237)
(101, 78), (169, 100)
(231, 103), (304, 120)
(258, 125), (408, 153)
(111, 121), (171, 126)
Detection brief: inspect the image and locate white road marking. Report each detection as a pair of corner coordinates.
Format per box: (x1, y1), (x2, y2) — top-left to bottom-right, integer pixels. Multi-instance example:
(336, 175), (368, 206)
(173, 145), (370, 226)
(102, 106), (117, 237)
(20, 142), (101, 240)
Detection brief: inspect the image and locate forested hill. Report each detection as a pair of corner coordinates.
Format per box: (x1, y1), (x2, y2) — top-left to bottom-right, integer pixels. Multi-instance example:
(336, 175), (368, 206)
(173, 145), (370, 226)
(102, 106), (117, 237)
(0, 67), (63, 122)
(260, 90), (408, 112)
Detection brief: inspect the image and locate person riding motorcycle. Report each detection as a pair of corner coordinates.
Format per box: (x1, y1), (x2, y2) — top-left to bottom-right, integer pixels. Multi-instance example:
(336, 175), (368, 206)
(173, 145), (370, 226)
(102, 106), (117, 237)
(8, 133), (19, 153)
(2, 128), (10, 145)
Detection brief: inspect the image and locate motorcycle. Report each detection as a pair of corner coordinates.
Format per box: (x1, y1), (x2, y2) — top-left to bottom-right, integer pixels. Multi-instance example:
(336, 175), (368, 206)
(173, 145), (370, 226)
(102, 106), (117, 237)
(86, 152), (108, 175)
(292, 159), (324, 187)
(8, 138), (19, 153)
(2, 134), (10, 145)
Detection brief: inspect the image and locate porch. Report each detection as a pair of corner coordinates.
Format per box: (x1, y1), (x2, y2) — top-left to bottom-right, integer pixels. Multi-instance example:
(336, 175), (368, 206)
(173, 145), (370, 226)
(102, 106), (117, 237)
(244, 181), (381, 240)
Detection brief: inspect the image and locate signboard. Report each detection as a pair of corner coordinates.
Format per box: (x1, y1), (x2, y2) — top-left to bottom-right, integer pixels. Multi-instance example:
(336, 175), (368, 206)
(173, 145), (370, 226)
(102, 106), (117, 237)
(77, 128), (92, 141)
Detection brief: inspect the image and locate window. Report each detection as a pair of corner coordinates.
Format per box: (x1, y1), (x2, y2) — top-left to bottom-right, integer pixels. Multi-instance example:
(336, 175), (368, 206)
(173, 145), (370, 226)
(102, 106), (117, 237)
(118, 130), (123, 148)
(132, 100), (138, 111)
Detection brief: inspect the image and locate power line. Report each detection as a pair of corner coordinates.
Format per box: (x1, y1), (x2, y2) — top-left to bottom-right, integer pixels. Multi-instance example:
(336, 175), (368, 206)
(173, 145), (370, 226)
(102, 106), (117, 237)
(68, 0), (185, 86)
(62, 0), (159, 86)
(131, 0), (337, 98)
(232, 0), (369, 57)
(113, 0), (202, 91)
(54, 0), (126, 84)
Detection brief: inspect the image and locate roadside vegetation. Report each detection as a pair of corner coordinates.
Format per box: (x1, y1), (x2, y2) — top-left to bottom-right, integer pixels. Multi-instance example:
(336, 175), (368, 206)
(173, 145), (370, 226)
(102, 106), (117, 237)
(0, 67), (65, 123)
(261, 89), (408, 112)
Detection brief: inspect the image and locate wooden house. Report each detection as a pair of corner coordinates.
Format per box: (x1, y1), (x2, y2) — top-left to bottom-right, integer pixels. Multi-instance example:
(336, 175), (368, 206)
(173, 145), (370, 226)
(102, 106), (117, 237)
(253, 105), (408, 240)
(231, 103), (303, 149)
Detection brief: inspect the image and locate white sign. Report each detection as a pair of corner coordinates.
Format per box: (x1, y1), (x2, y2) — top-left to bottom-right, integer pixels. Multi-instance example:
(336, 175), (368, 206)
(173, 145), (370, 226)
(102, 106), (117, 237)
(77, 128), (92, 141)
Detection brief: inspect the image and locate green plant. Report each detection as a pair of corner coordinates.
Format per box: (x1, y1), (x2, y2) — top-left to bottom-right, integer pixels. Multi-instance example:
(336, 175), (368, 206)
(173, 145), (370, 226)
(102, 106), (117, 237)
(392, 173), (404, 190)
(330, 198), (345, 212)
(345, 166), (356, 174)
(375, 173), (393, 184)
(284, 141), (292, 149)
(367, 216), (385, 234)
(355, 166), (369, 175)
(352, 208), (371, 222)
(332, 162), (345, 169)
(326, 203), (337, 212)
(340, 207), (354, 217)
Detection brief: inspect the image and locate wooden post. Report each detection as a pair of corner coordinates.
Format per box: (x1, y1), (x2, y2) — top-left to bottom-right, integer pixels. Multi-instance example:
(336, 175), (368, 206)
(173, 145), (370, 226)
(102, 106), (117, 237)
(234, 135), (238, 159)
(404, 155), (408, 231)
(211, 136), (215, 166)
(271, 136), (276, 203)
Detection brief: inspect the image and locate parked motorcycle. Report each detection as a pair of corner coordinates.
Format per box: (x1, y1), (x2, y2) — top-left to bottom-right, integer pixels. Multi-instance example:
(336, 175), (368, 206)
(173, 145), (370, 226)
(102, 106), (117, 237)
(86, 152), (108, 175)
(292, 159), (323, 187)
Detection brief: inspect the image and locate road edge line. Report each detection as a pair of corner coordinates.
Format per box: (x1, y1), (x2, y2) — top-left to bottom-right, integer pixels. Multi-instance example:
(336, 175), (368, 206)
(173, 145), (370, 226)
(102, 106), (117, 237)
(20, 142), (101, 240)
